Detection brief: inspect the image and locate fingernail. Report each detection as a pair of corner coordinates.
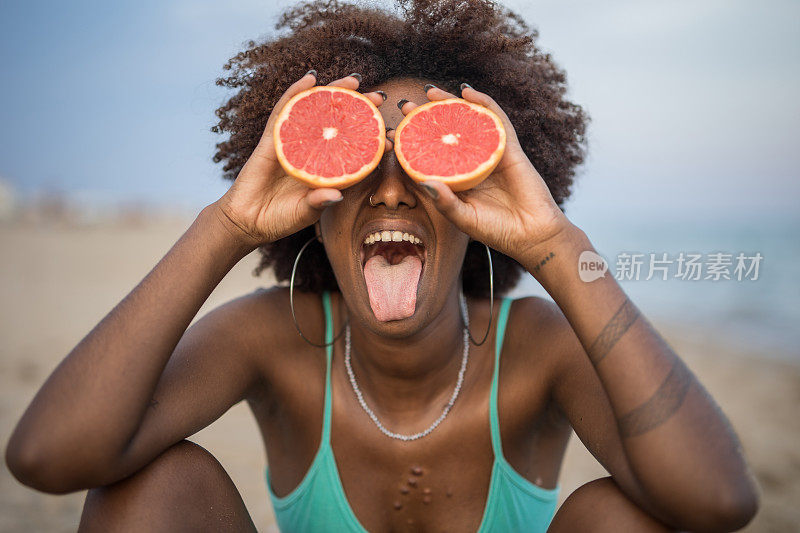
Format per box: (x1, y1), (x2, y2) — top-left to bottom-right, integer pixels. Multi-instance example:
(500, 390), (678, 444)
(423, 84), (437, 92)
(305, 69), (317, 78)
(460, 82), (472, 92)
(376, 90), (387, 101)
(321, 197), (343, 207)
(421, 183), (439, 200)
(348, 72), (362, 83)
(397, 99), (409, 110)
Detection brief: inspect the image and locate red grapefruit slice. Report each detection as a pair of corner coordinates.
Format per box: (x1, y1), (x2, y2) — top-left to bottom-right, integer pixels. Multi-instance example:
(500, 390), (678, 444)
(394, 98), (506, 191)
(274, 86), (385, 189)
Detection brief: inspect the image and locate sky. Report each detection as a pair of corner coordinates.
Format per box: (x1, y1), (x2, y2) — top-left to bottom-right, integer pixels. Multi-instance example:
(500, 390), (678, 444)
(1, 0), (798, 218)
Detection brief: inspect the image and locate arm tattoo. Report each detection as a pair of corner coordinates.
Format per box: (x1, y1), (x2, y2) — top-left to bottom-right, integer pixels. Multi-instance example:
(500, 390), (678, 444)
(530, 251), (555, 274)
(588, 298), (640, 365)
(618, 357), (692, 438)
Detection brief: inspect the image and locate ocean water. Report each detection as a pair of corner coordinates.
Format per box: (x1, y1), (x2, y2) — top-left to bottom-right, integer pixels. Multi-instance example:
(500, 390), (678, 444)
(510, 211), (800, 363)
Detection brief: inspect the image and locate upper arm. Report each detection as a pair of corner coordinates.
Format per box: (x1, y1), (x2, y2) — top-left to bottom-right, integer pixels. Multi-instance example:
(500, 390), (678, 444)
(114, 290), (273, 478)
(520, 297), (645, 501)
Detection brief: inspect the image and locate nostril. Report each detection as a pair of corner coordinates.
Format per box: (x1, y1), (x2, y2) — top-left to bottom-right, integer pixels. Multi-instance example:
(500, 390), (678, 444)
(368, 174), (418, 209)
(368, 195), (415, 210)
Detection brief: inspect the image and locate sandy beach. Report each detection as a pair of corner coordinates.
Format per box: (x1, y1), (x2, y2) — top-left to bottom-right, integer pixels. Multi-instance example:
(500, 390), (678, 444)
(1, 216), (798, 532)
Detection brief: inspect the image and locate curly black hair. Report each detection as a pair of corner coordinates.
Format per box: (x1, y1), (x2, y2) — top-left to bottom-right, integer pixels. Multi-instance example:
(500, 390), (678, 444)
(212, 0), (587, 297)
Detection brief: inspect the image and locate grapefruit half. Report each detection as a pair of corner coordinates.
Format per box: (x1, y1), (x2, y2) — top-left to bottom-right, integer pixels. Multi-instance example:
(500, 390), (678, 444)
(274, 86), (386, 189)
(394, 98), (506, 191)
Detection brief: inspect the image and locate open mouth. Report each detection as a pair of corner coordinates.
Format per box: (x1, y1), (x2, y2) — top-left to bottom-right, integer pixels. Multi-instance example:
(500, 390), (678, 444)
(359, 229), (427, 322)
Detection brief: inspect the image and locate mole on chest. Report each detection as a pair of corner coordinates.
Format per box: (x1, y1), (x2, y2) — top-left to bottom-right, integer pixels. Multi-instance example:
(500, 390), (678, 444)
(390, 464), (456, 512)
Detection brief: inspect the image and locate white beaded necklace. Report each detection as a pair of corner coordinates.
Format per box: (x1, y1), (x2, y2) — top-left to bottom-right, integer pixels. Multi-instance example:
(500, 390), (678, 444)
(344, 293), (472, 441)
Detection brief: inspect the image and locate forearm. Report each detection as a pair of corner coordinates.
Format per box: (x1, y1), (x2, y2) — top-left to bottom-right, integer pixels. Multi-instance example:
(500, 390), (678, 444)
(523, 224), (757, 530)
(7, 203), (255, 488)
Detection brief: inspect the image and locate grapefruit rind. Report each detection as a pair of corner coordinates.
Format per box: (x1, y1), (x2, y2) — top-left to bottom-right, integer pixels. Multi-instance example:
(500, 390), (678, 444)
(273, 86), (386, 190)
(394, 98), (506, 192)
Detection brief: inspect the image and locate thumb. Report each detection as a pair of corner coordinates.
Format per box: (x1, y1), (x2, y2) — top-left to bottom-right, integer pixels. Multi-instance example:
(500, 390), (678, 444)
(293, 188), (343, 228)
(304, 188), (343, 210)
(420, 181), (476, 233)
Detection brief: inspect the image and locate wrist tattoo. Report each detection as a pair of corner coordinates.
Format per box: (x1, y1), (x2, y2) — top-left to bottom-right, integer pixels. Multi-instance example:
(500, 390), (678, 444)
(618, 357), (692, 438)
(588, 298), (640, 365)
(530, 251), (555, 274)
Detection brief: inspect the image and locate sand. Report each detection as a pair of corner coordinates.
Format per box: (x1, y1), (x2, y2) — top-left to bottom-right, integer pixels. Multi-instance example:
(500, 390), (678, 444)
(1, 217), (798, 532)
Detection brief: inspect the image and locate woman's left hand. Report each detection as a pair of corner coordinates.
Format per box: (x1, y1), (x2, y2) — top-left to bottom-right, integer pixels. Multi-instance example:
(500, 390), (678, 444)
(393, 85), (574, 263)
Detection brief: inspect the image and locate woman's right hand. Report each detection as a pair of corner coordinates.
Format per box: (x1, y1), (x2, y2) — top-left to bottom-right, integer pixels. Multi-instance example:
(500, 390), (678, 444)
(212, 71), (387, 247)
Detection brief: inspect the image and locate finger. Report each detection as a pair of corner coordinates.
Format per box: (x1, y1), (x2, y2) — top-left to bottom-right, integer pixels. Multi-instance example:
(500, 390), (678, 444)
(262, 70), (318, 136)
(327, 74), (384, 107)
(418, 180), (477, 234)
(277, 70), (318, 106)
(423, 83), (458, 101)
(249, 70), (318, 168)
(384, 128), (394, 152)
(459, 83), (520, 144)
(397, 98), (418, 115)
(363, 90), (387, 108)
(290, 188), (343, 232)
(327, 73), (362, 90)
(304, 188), (344, 211)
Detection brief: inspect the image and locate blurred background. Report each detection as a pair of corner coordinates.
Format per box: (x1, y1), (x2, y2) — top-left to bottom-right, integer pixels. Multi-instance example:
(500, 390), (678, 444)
(1, 0), (798, 531)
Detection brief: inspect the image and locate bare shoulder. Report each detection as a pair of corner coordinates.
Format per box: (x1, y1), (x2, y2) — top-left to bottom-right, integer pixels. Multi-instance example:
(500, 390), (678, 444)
(505, 296), (583, 363)
(187, 287), (326, 382)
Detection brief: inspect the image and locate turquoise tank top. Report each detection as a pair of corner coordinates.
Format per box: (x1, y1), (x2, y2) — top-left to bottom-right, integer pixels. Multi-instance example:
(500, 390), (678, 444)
(266, 292), (559, 532)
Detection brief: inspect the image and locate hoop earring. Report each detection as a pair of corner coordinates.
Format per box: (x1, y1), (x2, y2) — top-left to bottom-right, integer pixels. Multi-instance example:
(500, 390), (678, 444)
(290, 236), (348, 347)
(459, 243), (494, 346)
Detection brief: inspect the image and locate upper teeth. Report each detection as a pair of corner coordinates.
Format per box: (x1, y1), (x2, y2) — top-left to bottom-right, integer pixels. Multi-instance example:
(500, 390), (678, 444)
(364, 231), (422, 245)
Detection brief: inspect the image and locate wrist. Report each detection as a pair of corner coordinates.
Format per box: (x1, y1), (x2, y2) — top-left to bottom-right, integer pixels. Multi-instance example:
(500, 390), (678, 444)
(196, 203), (261, 260)
(518, 220), (586, 266)
(519, 222), (592, 283)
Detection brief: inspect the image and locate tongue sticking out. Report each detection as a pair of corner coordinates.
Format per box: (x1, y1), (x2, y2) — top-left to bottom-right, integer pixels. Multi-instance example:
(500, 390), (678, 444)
(363, 254), (423, 322)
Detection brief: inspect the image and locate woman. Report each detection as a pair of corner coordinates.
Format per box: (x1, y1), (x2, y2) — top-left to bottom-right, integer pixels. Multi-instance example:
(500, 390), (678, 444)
(6, 0), (758, 531)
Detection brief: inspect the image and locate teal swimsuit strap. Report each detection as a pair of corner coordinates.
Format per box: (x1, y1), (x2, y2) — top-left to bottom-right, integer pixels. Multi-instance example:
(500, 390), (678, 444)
(323, 292), (511, 455)
(489, 297), (513, 457)
(321, 291), (334, 443)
